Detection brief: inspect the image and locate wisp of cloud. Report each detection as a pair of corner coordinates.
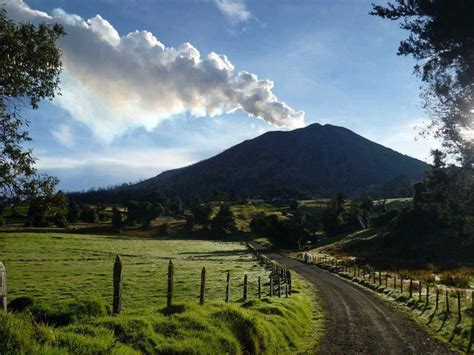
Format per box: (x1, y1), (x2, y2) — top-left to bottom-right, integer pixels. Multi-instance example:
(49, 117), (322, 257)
(5, 0), (305, 141)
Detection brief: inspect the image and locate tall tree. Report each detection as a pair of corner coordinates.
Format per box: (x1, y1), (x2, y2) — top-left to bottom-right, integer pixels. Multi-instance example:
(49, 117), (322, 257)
(0, 8), (64, 203)
(371, 1), (474, 165)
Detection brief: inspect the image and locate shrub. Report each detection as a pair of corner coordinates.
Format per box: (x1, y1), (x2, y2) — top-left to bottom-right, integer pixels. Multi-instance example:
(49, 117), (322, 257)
(80, 205), (98, 223)
(185, 215), (194, 232)
(156, 223), (170, 236)
(440, 269), (472, 288)
(54, 213), (68, 228)
(0, 216), (5, 227)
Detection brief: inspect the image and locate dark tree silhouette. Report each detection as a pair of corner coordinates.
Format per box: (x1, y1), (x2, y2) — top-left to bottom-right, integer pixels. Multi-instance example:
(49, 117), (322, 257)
(0, 8), (64, 203)
(371, 0), (474, 165)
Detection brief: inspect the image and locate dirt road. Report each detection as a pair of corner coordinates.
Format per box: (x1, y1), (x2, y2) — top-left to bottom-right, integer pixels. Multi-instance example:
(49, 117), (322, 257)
(266, 252), (456, 354)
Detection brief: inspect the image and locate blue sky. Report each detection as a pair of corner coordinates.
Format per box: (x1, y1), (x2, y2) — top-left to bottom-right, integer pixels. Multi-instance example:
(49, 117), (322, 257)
(7, 0), (438, 191)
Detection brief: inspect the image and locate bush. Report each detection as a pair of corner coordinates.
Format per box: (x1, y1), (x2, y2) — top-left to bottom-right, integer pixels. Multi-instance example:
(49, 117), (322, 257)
(54, 214), (68, 228)
(156, 223), (170, 236)
(440, 269), (472, 288)
(31, 213), (49, 227)
(0, 216), (5, 227)
(370, 210), (399, 228)
(80, 205), (98, 224)
(185, 215), (194, 233)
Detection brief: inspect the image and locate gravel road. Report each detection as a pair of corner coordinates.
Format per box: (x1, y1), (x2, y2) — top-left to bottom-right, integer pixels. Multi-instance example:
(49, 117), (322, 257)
(265, 252), (457, 354)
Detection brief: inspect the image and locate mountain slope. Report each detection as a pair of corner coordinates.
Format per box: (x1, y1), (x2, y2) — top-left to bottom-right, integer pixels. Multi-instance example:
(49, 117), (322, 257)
(127, 123), (429, 198)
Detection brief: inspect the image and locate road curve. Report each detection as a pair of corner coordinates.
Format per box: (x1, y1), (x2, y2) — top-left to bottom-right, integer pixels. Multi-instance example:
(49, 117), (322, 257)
(266, 253), (456, 355)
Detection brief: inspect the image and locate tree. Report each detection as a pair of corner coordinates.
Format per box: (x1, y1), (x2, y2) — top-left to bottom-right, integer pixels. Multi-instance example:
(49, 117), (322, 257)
(191, 203), (212, 230)
(26, 186), (65, 227)
(290, 199), (299, 211)
(185, 214), (195, 233)
(211, 204), (236, 235)
(371, 1), (474, 165)
(0, 8), (64, 202)
(111, 208), (122, 232)
(67, 199), (81, 223)
(169, 196), (183, 216)
(80, 205), (98, 224)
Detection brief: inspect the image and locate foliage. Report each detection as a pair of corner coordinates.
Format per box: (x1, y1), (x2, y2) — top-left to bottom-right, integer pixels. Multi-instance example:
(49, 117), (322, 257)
(125, 200), (163, 228)
(67, 199), (81, 223)
(26, 189), (66, 227)
(191, 203), (212, 230)
(211, 204), (236, 235)
(111, 207), (122, 231)
(250, 213), (311, 249)
(156, 222), (170, 236)
(371, 1), (474, 164)
(80, 205), (98, 224)
(0, 8), (64, 202)
(185, 214), (195, 232)
(439, 269), (472, 288)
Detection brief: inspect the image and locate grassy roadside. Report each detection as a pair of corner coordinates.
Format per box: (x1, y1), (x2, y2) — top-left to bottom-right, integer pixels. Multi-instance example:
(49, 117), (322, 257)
(299, 256), (473, 354)
(1, 277), (322, 354)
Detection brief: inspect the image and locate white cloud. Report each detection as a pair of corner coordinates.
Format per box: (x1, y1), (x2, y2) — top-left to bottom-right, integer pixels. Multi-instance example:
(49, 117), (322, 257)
(5, 0), (304, 141)
(214, 0), (251, 24)
(51, 124), (74, 148)
(36, 147), (196, 172)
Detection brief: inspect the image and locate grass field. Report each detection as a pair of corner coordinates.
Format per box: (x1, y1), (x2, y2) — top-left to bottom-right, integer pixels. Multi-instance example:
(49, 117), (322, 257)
(0, 232), (323, 354)
(0, 233), (274, 310)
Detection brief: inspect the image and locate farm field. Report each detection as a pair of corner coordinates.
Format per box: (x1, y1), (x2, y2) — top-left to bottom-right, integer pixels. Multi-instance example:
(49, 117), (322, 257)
(0, 233), (274, 310)
(0, 233), (323, 354)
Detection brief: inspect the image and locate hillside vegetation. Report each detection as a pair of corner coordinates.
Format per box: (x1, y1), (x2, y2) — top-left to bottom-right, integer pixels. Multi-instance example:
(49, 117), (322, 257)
(70, 123), (429, 202)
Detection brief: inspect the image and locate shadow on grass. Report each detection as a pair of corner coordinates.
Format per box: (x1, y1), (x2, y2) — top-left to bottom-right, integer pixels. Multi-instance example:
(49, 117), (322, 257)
(467, 321), (473, 353)
(178, 250), (249, 257)
(427, 308), (438, 325)
(436, 311), (449, 332)
(159, 304), (187, 316)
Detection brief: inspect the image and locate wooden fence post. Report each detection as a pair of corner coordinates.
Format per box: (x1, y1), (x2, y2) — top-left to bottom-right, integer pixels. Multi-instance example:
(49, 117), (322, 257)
(167, 260), (174, 310)
(277, 275), (281, 298)
(243, 274), (248, 301)
(418, 282), (422, 302)
(435, 287), (439, 310)
(269, 275), (273, 297)
(113, 255), (123, 315)
(409, 279), (413, 298)
(385, 273), (388, 288)
(457, 291), (462, 321)
(199, 267), (206, 305)
(225, 272), (231, 303)
(394, 275), (396, 290)
(258, 276), (261, 299)
(379, 272), (382, 286)
(426, 285), (430, 305)
(287, 270), (292, 295)
(445, 289), (450, 314)
(373, 272), (376, 284)
(0, 262), (7, 312)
